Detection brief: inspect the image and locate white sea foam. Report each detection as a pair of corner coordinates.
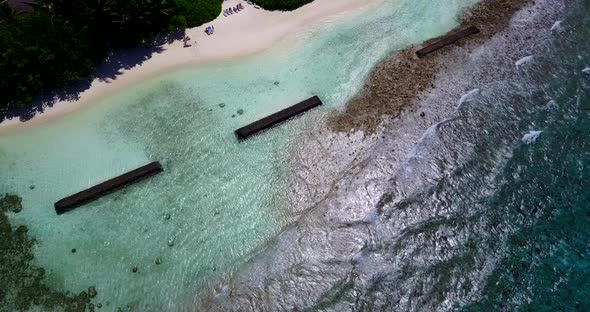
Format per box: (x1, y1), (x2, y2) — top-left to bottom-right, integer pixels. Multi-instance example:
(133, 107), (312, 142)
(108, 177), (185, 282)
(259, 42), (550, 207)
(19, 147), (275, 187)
(546, 100), (559, 110)
(458, 89), (481, 106)
(551, 21), (562, 32)
(522, 130), (542, 144)
(516, 55), (534, 67)
(582, 67), (590, 75)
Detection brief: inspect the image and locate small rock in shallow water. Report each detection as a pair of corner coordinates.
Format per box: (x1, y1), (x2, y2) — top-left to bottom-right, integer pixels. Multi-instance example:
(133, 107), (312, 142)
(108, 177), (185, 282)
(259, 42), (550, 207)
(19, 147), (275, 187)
(164, 213), (171, 220)
(132, 266), (138, 273)
(29, 185), (35, 190)
(237, 109), (244, 115)
(97, 303), (102, 308)
(420, 112), (426, 117)
(231, 114), (236, 118)
(218, 103), (225, 108)
(88, 286), (97, 298)
(273, 81), (280, 86)
(168, 239), (175, 247)
(71, 248), (76, 253)
(155, 257), (162, 265)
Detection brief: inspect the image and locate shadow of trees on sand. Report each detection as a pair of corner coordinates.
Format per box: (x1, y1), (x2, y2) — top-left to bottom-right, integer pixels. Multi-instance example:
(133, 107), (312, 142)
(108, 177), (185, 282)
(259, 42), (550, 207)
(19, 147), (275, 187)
(1, 30), (185, 123)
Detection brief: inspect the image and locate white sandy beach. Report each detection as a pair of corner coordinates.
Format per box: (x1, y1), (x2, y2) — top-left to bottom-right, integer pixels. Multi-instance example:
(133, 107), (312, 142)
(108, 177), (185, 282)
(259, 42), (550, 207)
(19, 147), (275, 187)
(0, 0), (382, 133)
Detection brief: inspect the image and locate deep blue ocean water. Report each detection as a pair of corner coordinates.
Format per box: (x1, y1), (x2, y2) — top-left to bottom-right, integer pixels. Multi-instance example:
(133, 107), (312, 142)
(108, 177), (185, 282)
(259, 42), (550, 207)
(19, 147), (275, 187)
(464, 5), (590, 309)
(1, 0), (589, 311)
(364, 2), (590, 309)
(199, 2), (590, 309)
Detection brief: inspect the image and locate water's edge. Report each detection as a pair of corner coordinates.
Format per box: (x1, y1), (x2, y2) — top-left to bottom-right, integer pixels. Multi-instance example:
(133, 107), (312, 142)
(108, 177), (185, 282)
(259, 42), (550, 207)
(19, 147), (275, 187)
(195, 0), (573, 311)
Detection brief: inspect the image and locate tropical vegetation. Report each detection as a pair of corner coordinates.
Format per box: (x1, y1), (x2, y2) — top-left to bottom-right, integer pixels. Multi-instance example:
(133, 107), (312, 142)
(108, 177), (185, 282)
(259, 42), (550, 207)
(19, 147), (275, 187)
(255, 0), (313, 11)
(0, 0), (221, 116)
(0, 0), (315, 118)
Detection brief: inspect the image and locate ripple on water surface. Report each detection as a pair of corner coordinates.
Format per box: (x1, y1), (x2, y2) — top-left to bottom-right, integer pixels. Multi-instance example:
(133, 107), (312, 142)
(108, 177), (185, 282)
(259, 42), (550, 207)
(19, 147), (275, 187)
(0, 0), (480, 310)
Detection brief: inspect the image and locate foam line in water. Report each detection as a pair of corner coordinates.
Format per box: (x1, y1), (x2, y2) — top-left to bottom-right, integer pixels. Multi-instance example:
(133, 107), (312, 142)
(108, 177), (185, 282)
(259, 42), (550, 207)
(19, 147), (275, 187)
(521, 130), (542, 144)
(0, 0), (486, 308)
(191, 0), (583, 309)
(550, 20), (563, 32)
(515, 55), (534, 66)
(458, 88), (481, 107)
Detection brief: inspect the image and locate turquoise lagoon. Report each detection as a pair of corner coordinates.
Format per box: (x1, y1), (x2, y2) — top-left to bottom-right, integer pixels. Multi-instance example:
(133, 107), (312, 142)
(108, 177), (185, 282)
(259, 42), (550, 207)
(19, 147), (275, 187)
(0, 0), (478, 310)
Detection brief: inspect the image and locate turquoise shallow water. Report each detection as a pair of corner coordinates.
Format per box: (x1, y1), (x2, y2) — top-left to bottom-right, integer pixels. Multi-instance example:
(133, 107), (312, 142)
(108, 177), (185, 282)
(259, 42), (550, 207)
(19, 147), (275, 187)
(190, 1), (590, 310)
(0, 0), (479, 310)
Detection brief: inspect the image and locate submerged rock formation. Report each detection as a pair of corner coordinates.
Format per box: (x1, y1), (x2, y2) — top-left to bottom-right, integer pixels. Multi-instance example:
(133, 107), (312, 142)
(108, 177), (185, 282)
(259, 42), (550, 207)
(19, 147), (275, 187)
(329, 0), (535, 134)
(195, 0), (575, 310)
(0, 194), (96, 311)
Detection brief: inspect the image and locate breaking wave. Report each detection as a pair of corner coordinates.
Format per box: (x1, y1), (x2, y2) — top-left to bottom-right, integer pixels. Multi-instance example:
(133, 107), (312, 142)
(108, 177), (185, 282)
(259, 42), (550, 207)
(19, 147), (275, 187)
(199, 0), (590, 311)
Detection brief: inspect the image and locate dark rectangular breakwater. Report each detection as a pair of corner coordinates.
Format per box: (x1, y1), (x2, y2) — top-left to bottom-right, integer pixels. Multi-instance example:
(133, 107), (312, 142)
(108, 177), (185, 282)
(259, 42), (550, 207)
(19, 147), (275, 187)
(54, 161), (163, 215)
(235, 95), (322, 140)
(416, 26), (480, 58)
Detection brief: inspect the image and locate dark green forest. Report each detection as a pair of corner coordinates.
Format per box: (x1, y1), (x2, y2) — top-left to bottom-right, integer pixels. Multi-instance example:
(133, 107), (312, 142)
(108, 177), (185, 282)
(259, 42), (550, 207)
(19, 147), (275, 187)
(0, 0), (221, 116)
(254, 0), (313, 11)
(0, 0), (312, 118)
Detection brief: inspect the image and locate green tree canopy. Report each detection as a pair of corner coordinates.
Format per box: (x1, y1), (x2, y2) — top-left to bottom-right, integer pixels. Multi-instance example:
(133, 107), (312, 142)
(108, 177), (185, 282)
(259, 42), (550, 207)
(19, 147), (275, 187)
(254, 0), (314, 11)
(0, 0), (222, 116)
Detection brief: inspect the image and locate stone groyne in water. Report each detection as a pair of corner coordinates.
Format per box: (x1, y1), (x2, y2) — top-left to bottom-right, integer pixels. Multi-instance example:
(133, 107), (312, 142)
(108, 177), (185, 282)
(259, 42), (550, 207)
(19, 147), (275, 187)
(55, 161), (163, 214)
(0, 0), (583, 310)
(329, 0), (540, 134)
(196, 0), (580, 310)
(234, 96), (323, 140)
